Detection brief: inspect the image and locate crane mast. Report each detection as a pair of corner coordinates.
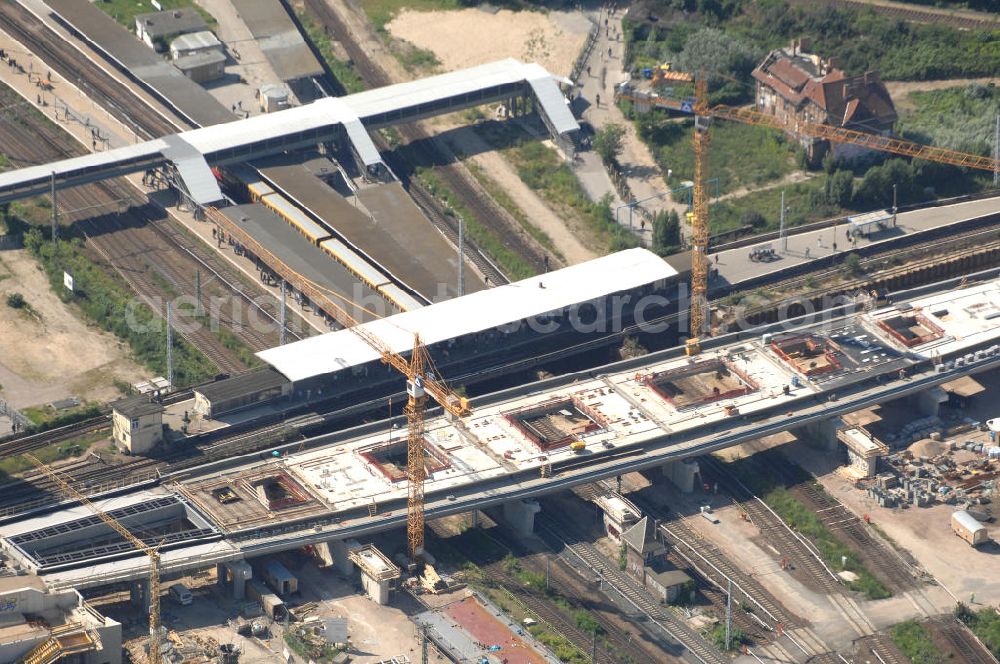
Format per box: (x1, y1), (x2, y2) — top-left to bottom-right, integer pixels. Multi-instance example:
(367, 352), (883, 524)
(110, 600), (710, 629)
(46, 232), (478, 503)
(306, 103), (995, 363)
(205, 206), (470, 561)
(405, 337), (429, 558)
(690, 76), (711, 341)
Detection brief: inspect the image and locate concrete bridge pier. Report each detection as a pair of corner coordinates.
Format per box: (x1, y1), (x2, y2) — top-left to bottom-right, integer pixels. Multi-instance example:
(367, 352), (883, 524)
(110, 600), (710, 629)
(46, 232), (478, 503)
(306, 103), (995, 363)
(330, 539), (360, 576)
(909, 386), (948, 417)
(795, 418), (839, 452)
(502, 499), (541, 536)
(662, 458), (700, 493)
(470, 509), (481, 529)
(216, 560), (252, 600)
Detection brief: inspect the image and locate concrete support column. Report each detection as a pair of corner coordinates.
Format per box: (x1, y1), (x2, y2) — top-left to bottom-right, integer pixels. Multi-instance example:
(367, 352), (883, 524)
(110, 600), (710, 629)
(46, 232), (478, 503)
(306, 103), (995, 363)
(470, 509), (480, 529)
(330, 540), (357, 577)
(216, 563), (227, 591)
(360, 574), (391, 605)
(129, 578), (150, 611)
(502, 499), (540, 536)
(226, 560), (252, 600)
(911, 386), (947, 417)
(796, 418), (839, 452)
(662, 458), (700, 493)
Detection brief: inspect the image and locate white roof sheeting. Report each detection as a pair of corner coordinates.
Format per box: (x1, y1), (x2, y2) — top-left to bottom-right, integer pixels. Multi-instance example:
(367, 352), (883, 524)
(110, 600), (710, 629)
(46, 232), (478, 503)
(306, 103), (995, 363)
(525, 66), (579, 136)
(160, 134), (224, 205)
(258, 248), (676, 383)
(170, 30), (223, 54)
(0, 140), (166, 192)
(346, 59), (577, 135)
(953, 510), (985, 533)
(0, 59), (576, 202)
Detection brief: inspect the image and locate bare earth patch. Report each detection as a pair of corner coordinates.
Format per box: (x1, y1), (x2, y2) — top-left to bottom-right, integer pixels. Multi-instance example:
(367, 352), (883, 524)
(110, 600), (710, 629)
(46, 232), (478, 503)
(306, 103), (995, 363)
(386, 7), (591, 77)
(0, 249), (145, 409)
(885, 77), (1000, 111)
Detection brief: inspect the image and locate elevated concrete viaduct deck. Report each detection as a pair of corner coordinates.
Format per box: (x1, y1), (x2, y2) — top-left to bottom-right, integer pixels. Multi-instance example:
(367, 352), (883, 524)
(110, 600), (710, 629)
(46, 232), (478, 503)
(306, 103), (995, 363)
(5, 275), (1000, 591)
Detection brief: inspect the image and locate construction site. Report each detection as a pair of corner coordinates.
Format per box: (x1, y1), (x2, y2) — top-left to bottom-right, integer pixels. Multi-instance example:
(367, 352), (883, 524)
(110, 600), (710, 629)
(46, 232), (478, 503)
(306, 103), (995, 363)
(1, 0), (1000, 662)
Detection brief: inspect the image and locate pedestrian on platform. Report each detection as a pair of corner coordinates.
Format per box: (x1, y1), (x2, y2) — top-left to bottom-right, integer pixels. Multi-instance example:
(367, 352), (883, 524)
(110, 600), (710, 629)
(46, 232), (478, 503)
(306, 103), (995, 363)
(595, 93), (601, 107)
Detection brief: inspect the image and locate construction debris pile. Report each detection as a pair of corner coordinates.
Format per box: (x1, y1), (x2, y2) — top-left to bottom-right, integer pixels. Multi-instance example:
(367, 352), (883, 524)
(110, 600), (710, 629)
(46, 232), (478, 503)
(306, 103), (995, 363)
(864, 437), (999, 510)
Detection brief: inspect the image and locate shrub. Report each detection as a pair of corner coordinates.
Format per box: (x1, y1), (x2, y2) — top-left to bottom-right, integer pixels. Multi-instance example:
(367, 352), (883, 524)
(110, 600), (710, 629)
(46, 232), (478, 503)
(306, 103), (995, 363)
(6, 292), (25, 309)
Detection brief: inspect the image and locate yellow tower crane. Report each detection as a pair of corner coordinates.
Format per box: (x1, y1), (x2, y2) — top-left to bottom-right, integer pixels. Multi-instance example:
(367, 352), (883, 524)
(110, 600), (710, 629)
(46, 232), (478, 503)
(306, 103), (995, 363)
(204, 207), (469, 560)
(686, 79), (1000, 343)
(25, 453), (164, 664)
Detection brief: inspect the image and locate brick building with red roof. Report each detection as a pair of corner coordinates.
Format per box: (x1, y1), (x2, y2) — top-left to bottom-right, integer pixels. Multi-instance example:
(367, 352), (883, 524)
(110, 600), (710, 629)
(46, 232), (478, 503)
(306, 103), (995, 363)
(752, 39), (897, 163)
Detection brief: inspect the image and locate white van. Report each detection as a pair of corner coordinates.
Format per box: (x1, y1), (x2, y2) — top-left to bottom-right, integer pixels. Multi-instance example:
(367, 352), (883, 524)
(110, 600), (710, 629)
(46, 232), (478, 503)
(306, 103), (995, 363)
(169, 583), (193, 606)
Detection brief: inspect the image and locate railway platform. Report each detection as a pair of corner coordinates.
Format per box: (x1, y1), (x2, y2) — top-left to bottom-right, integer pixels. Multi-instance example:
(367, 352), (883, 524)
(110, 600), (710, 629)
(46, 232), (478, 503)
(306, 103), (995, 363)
(711, 195), (1000, 291)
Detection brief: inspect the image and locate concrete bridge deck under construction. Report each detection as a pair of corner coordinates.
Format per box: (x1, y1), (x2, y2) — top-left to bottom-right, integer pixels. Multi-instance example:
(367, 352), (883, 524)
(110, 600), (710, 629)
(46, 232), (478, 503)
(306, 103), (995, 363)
(4, 276), (1000, 590)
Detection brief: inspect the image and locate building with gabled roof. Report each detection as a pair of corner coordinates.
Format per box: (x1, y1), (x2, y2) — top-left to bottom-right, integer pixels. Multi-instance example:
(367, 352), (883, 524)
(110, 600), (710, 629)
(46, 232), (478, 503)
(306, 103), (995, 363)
(622, 516), (665, 580)
(752, 38), (897, 163)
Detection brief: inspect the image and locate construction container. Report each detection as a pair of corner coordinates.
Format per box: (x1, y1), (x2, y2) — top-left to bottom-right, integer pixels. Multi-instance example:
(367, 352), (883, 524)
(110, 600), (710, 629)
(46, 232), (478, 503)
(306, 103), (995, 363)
(952, 510), (989, 546)
(263, 559), (298, 596)
(247, 580), (287, 620)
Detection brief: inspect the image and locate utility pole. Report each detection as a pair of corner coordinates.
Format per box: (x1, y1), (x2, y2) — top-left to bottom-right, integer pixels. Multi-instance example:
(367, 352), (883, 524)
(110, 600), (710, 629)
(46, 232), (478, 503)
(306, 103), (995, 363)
(778, 191), (786, 251)
(892, 183), (898, 227)
(545, 556), (551, 591)
(194, 270), (202, 318)
(279, 280), (287, 345)
(457, 216), (465, 297)
(50, 171), (57, 251)
(166, 302), (174, 389)
(994, 114), (999, 189)
(591, 629), (597, 663)
(725, 577), (732, 651)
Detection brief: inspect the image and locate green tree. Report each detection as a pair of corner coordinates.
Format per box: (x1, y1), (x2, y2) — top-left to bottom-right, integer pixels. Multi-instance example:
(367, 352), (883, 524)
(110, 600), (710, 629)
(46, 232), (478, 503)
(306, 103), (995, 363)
(675, 27), (758, 84)
(593, 123), (626, 165)
(826, 170), (854, 208)
(844, 253), (863, 276)
(652, 208), (681, 255)
(740, 209), (766, 229)
(853, 159), (918, 208)
(6, 292), (25, 309)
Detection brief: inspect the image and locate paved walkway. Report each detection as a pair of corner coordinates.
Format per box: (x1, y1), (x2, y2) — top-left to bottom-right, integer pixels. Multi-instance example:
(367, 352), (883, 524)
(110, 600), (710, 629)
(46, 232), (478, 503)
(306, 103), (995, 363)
(714, 196), (1000, 288)
(572, 6), (689, 246)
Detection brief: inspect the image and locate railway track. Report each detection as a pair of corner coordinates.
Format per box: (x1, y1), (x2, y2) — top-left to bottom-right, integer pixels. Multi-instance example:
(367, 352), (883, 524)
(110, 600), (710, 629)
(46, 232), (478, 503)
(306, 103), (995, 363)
(301, 0), (539, 283)
(723, 223), (1000, 331)
(749, 450), (933, 609)
(654, 510), (802, 630)
(0, 416), (109, 457)
(538, 512), (729, 664)
(700, 456), (843, 595)
(860, 634), (911, 664)
(791, 0), (1000, 31)
(0, 85), (289, 372)
(442, 523), (674, 664)
(0, 116), (247, 374)
(0, 416), (312, 518)
(937, 619), (1000, 664)
(0, 2), (178, 138)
